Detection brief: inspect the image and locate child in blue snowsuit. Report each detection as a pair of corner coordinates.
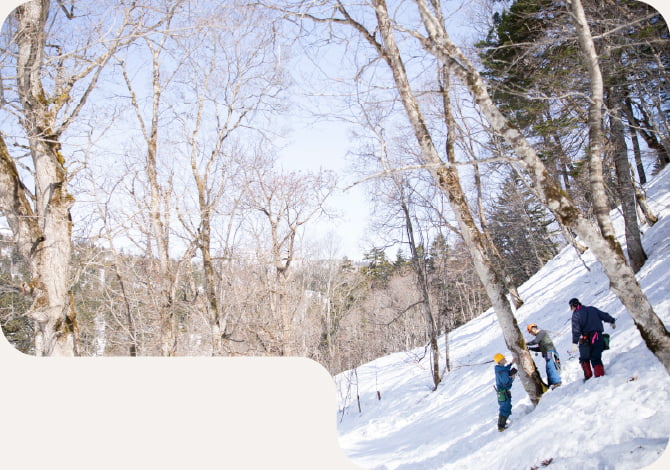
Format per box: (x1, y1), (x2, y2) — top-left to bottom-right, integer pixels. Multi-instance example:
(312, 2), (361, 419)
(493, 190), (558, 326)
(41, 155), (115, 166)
(493, 353), (516, 432)
(526, 324), (562, 389)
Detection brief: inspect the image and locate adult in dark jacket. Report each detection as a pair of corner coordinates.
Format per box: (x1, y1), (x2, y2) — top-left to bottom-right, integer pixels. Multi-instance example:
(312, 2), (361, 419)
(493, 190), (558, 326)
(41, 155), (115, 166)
(526, 324), (562, 389)
(493, 353), (517, 432)
(569, 298), (616, 380)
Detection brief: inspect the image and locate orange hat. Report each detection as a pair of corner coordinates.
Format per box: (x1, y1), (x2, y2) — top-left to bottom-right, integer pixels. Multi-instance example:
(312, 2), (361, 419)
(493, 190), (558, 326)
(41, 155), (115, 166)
(493, 353), (505, 363)
(527, 323), (538, 333)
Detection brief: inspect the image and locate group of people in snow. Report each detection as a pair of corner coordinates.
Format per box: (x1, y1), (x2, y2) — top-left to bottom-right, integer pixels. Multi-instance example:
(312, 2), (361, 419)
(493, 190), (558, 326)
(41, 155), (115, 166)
(493, 297), (617, 432)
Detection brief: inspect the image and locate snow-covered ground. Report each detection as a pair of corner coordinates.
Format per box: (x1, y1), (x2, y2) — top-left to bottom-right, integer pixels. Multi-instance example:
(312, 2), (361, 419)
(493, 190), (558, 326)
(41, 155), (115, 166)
(336, 166), (670, 470)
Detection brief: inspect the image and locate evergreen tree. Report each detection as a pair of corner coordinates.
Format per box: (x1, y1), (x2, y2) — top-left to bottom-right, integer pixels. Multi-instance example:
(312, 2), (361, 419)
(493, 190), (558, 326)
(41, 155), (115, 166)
(361, 247), (393, 286)
(478, 0), (667, 272)
(393, 248), (408, 269)
(477, 0), (670, 188)
(487, 175), (561, 286)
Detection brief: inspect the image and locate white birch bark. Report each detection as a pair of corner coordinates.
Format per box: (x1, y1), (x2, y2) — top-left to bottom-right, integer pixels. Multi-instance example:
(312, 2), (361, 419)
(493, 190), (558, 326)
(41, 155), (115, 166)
(565, 0), (617, 242)
(14, 0), (77, 356)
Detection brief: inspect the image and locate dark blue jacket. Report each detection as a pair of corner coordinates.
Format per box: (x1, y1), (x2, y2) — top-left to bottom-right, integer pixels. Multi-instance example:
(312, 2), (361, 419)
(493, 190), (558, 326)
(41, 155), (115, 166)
(571, 305), (616, 344)
(494, 363), (515, 391)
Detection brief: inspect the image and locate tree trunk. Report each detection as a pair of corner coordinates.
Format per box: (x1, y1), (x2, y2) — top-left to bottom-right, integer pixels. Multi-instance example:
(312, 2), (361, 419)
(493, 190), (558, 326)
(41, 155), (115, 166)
(14, 0), (77, 356)
(440, 65), (524, 308)
(146, 82), (177, 356)
(400, 193), (441, 389)
(124, 31), (179, 356)
(277, 272), (293, 356)
(0, 135), (39, 266)
(626, 100), (670, 172)
(633, 184), (658, 227)
(567, 0), (618, 242)
(200, 213), (225, 355)
(412, 0), (670, 375)
(624, 98), (647, 185)
(474, 162), (524, 308)
(607, 85), (647, 272)
(112, 261), (138, 356)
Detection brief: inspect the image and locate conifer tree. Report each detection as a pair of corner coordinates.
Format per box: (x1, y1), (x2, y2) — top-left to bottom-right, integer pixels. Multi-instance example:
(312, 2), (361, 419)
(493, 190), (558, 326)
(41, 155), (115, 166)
(361, 247), (394, 287)
(487, 175), (560, 286)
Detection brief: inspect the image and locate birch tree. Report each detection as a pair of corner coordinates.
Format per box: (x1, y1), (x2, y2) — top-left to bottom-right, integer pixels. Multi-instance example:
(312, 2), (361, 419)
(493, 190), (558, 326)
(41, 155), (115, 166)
(271, 0), (670, 390)
(0, 0), (143, 355)
(115, 0), (199, 356)
(355, 100), (445, 388)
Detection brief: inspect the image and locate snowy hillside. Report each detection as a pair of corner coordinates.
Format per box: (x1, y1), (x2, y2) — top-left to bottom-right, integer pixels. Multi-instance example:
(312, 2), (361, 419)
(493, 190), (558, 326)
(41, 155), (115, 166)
(335, 166), (670, 470)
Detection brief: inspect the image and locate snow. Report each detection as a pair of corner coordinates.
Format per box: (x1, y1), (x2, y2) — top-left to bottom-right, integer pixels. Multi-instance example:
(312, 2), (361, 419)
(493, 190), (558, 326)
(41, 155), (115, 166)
(335, 166), (670, 470)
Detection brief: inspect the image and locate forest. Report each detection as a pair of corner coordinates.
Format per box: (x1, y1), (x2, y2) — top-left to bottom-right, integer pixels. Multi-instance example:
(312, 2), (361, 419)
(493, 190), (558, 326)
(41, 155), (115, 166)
(1, 0), (668, 392)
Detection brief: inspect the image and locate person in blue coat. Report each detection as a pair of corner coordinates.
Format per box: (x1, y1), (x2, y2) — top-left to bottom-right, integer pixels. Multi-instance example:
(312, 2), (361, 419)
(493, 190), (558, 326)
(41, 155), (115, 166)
(526, 323), (562, 389)
(493, 353), (517, 432)
(569, 298), (616, 380)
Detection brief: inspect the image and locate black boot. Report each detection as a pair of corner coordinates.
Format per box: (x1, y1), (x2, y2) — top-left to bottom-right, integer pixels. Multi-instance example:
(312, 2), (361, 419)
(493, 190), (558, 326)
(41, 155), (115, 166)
(498, 414), (508, 432)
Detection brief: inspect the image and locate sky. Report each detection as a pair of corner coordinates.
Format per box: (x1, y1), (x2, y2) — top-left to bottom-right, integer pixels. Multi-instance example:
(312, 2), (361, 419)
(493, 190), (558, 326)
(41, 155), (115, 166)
(275, 113), (372, 260)
(335, 163), (670, 470)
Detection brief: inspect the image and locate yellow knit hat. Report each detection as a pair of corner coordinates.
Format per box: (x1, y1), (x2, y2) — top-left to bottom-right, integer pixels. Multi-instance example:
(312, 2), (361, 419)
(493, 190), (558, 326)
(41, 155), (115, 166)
(493, 353), (505, 363)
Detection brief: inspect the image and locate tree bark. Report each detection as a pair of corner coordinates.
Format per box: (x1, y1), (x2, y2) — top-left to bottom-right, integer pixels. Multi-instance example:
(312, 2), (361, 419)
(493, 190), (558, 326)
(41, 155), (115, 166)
(0, 135), (39, 265)
(399, 189), (441, 390)
(146, 42), (177, 357)
(566, 0), (618, 242)
(607, 85), (647, 272)
(13, 0), (77, 356)
(633, 184), (658, 227)
(624, 98), (647, 185)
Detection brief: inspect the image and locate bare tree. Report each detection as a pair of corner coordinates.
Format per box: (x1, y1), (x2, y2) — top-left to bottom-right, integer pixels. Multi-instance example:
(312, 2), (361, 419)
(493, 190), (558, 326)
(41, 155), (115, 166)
(89, 188), (139, 356)
(169, 4), (287, 355)
(270, 0), (670, 394)
(310, 0), (543, 402)
(244, 159), (336, 355)
(354, 101), (444, 388)
(439, 67), (524, 308)
(0, 0), (144, 355)
(116, 0), (198, 356)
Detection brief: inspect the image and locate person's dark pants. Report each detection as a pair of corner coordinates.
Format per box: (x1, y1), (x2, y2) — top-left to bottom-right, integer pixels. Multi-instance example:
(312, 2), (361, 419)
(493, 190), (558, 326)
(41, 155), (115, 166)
(497, 389), (512, 431)
(498, 395), (512, 417)
(579, 331), (606, 379)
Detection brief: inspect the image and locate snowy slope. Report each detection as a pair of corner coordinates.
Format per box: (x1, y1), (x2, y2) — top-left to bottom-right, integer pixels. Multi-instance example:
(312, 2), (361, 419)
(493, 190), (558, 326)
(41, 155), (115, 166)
(335, 166), (670, 470)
